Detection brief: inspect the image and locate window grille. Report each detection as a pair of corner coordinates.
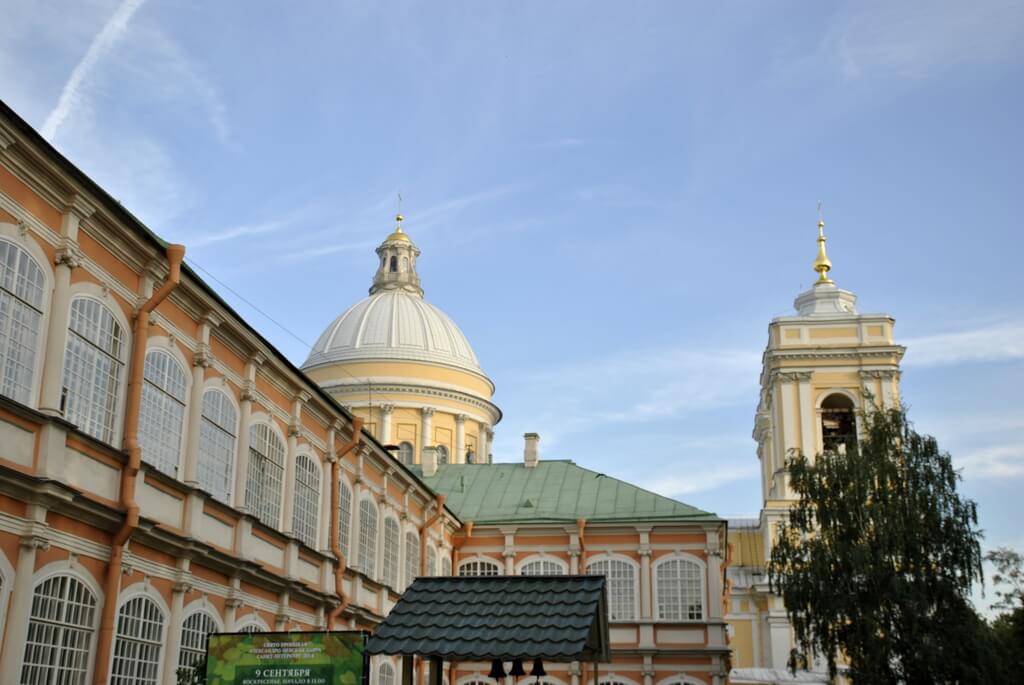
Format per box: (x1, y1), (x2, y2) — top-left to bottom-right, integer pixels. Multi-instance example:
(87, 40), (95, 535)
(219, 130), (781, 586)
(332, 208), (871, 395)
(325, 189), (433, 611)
(520, 559), (565, 576)
(238, 621), (264, 633)
(378, 662), (395, 685)
(427, 546), (438, 576)
(588, 558), (637, 621)
(404, 532), (420, 588)
(339, 478), (353, 558)
(0, 239), (45, 404)
(62, 297), (125, 443)
(21, 574), (97, 685)
(111, 595), (165, 685)
(441, 556), (452, 577)
(198, 389), (236, 502)
(178, 611), (217, 672)
(358, 498), (379, 577)
(397, 442), (414, 465)
(292, 454), (321, 548)
(382, 518), (400, 588)
(656, 558), (704, 620)
(458, 559), (501, 576)
(246, 423), (285, 527)
(139, 349), (187, 476)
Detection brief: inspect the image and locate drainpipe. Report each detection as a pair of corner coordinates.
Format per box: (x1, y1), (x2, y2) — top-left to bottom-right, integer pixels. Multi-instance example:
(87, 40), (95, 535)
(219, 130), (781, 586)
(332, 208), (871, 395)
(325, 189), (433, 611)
(451, 521), (474, 570)
(93, 243), (185, 685)
(418, 494), (446, 575)
(329, 417), (363, 629)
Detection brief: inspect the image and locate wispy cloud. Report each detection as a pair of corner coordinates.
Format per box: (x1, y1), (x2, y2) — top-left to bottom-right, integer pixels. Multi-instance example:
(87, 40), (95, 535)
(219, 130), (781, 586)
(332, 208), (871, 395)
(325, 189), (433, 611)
(282, 241), (377, 262)
(189, 220), (293, 248)
(42, 0), (147, 140)
(958, 444), (1024, 479)
(639, 462), (760, 497)
(903, 321), (1024, 367)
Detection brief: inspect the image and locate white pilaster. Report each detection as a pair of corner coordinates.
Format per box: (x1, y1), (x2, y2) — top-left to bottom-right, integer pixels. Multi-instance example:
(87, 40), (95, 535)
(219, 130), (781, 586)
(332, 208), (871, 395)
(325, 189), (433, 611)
(233, 355), (262, 511)
(0, 535), (47, 683)
(162, 579), (189, 685)
(380, 404), (394, 444)
(420, 407), (433, 462)
(455, 414), (466, 463)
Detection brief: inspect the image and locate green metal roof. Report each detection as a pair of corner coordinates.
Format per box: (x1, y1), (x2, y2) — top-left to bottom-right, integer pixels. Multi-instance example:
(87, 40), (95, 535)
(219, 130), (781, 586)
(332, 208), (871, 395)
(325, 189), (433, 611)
(410, 460), (719, 525)
(366, 575), (610, 662)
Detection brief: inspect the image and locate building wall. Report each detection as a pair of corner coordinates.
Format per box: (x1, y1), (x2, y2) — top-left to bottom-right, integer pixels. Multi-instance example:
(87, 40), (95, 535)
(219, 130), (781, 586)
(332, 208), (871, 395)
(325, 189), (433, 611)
(0, 109), (458, 684)
(449, 522), (731, 685)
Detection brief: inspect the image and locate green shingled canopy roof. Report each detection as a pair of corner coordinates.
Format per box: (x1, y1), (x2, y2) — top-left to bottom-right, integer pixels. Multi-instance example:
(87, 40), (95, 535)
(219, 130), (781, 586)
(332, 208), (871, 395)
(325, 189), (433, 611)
(366, 575), (610, 662)
(410, 460), (719, 525)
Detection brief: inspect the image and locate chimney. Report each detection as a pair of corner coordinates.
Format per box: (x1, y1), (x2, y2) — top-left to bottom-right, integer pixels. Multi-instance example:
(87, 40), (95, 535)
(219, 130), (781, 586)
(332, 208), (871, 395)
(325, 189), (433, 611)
(422, 446), (439, 477)
(523, 433), (540, 468)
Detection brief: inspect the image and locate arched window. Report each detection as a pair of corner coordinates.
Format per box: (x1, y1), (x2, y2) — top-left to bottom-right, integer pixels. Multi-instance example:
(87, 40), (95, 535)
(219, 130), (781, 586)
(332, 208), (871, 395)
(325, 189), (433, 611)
(466, 448), (475, 464)
(292, 454), (321, 548)
(378, 661), (395, 685)
(0, 239), (46, 404)
(198, 389), (236, 502)
(358, 498), (379, 577)
(139, 349), (188, 476)
(397, 442), (414, 465)
(588, 558), (637, 621)
(427, 545), (438, 576)
(441, 556), (452, 577)
(655, 557), (704, 621)
(21, 574), (98, 684)
(382, 518), (400, 588)
(436, 445), (449, 465)
(178, 611), (218, 672)
(237, 620), (265, 633)
(458, 559), (501, 576)
(339, 478), (353, 559)
(520, 559), (565, 576)
(111, 595), (165, 685)
(404, 531), (420, 588)
(821, 393), (857, 454)
(62, 297), (126, 443)
(389, 256), (398, 273)
(246, 423), (285, 527)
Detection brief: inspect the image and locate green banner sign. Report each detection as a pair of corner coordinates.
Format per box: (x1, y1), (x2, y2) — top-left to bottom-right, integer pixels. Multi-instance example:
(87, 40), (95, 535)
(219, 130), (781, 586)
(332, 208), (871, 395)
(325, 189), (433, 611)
(206, 631), (367, 685)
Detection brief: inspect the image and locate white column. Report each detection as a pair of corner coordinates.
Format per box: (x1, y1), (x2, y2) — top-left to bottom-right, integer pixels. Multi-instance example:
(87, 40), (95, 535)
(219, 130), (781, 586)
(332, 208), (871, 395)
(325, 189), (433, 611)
(162, 580), (189, 685)
(380, 405), (394, 444)
(233, 388), (254, 511)
(503, 530), (515, 574)
(420, 407), (434, 462)
(455, 415), (466, 463)
(639, 546), (652, 619)
(0, 536), (47, 682)
(479, 425), (491, 463)
(797, 373), (815, 459)
(282, 428), (299, 533)
(183, 361), (206, 486)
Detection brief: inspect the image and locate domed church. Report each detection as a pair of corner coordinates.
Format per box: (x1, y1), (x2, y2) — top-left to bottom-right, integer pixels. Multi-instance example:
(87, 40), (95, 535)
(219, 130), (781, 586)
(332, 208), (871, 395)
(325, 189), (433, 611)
(301, 215), (501, 466)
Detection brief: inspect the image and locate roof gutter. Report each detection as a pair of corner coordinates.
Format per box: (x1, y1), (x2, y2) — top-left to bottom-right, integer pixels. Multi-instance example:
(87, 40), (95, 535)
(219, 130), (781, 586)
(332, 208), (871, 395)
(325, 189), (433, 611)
(93, 243), (185, 685)
(329, 417), (363, 629)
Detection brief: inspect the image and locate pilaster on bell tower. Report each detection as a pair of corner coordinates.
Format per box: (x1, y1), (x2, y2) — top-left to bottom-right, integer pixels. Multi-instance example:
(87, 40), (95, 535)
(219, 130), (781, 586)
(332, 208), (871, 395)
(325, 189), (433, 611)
(753, 217), (906, 507)
(371, 214), (423, 296)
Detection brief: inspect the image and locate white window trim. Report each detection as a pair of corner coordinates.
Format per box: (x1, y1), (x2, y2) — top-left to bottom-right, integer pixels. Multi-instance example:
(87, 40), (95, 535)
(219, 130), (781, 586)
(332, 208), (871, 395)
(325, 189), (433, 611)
(585, 553), (640, 622)
(651, 553), (707, 623)
(337, 474), (355, 559)
(25, 562), (104, 685)
(598, 676), (641, 685)
(108, 582), (170, 684)
(292, 451), (323, 548)
(515, 554), (569, 575)
(457, 556), (502, 576)
(0, 225), (53, 409)
(654, 677), (706, 685)
(141, 339), (191, 478)
(65, 285), (132, 446)
(234, 614), (270, 632)
(516, 677), (569, 685)
(0, 549), (16, 654)
(198, 383), (240, 504)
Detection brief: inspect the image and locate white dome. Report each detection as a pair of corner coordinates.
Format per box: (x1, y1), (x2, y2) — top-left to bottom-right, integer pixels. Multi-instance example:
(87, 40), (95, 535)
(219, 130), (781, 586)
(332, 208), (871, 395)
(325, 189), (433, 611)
(302, 289), (482, 374)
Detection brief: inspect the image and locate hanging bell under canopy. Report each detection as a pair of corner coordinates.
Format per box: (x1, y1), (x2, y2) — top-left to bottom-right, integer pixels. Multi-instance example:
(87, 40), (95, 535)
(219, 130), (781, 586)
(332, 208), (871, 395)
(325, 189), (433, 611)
(488, 659), (508, 680)
(530, 658), (546, 678)
(509, 659), (527, 677)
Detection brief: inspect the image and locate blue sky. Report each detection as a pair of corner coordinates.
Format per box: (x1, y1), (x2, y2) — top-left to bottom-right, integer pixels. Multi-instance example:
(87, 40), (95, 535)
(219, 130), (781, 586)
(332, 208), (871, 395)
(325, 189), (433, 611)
(2, 1), (1022, 597)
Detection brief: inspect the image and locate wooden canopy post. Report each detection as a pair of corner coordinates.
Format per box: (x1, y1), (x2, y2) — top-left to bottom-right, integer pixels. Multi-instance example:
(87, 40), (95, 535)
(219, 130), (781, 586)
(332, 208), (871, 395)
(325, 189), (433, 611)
(429, 656), (444, 685)
(402, 655), (414, 685)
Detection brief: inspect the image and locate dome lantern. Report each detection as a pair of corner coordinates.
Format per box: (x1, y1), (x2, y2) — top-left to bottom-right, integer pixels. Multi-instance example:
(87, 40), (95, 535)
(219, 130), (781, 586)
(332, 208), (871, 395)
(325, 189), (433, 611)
(372, 214), (423, 296)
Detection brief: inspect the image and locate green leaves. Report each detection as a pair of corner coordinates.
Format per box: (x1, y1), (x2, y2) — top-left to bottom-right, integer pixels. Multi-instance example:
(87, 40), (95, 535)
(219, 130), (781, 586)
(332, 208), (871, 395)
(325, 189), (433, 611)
(768, 404), (985, 684)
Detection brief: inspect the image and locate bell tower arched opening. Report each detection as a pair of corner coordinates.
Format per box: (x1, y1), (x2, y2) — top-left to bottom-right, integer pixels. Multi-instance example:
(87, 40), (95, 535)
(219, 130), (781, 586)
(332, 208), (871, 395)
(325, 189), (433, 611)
(820, 393), (856, 454)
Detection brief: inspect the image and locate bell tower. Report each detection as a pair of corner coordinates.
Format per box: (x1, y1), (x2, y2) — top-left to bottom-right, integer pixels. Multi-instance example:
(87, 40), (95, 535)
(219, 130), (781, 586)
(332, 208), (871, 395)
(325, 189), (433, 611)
(753, 218), (905, 506)
(371, 214), (423, 296)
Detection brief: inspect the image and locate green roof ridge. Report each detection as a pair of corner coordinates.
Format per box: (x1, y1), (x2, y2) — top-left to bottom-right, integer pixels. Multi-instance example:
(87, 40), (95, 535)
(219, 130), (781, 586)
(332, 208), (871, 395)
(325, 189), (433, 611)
(410, 460), (720, 524)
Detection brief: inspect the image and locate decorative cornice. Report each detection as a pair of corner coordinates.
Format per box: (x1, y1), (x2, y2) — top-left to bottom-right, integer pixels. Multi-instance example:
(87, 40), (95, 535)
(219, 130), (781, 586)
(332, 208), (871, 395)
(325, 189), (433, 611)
(55, 237), (84, 269)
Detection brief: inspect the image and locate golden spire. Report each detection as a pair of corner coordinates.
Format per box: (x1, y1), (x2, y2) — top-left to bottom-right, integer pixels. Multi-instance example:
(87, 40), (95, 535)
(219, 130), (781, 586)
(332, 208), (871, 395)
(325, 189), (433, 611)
(385, 213), (411, 242)
(813, 216), (833, 285)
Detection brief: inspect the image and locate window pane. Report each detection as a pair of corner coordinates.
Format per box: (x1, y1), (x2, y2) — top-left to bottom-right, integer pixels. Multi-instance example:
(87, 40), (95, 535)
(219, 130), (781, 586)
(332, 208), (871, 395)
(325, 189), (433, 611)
(139, 349), (187, 477)
(198, 390), (236, 502)
(246, 424), (285, 527)
(358, 499), (378, 577)
(459, 560), (501, 576)
(62, 298), (125, 443)
(339, 479), (353, 558)
(21, 575), (98, 685)
(178, 611), (218, 671)
(292, 455), (321, 548)
(382, 518), (400, 588)
(0, 240), (45, 404)
(111, 596), (165, 685)
(588, 559), (636, 621)
(656, 559), (703, 621)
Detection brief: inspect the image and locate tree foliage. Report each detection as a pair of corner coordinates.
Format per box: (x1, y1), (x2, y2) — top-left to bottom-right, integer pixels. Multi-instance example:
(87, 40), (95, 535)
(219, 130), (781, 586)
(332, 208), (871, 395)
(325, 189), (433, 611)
(768, 403), (986, 684)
